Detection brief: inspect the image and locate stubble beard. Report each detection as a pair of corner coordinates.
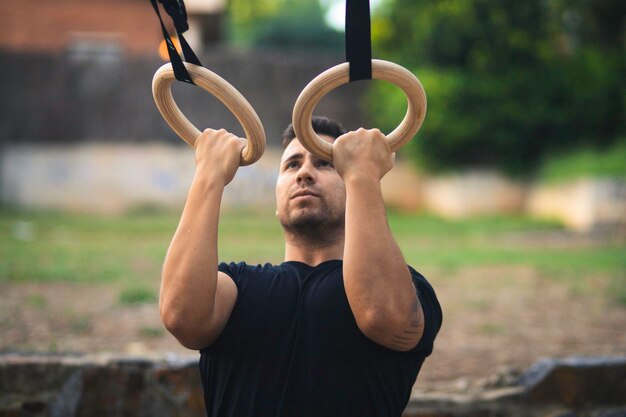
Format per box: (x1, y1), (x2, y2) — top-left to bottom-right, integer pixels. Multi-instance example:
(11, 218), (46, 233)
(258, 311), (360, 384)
(279, 200), (345, 245)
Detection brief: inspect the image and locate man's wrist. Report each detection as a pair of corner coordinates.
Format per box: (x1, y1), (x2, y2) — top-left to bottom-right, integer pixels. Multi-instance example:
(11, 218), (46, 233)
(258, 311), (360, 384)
(193, 167), (228, 190)
(343, 172), (381, 190)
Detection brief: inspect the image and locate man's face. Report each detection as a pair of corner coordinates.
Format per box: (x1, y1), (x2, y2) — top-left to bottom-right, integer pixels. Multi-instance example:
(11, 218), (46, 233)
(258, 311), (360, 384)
(275, 136), (346, 234)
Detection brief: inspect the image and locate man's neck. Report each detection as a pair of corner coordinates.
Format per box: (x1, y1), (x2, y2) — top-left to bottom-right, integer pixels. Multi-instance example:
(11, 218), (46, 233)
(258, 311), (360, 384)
(283, 232), (344, 266)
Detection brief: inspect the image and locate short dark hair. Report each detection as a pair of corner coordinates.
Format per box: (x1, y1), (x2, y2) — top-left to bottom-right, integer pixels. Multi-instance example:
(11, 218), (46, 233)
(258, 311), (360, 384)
(281, 116), (346, 148)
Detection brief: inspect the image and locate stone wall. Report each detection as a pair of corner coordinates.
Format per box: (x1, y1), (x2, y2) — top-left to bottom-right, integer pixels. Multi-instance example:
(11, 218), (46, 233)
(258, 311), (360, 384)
(0, 354), (205, 417)
(0, 144), (281, 214)
(3, 144), (625, 232)
(420, 170), (528, 218)
(526, 179), (626, 232)
(405, 357), (626, 417)
(417, 173), (626, 231)
(1, 354), (624, 417)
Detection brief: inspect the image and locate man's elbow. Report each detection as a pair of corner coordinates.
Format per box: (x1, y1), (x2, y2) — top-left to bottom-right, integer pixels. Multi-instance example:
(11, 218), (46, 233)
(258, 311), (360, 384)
(160, 306), (208, 350)
(356, 307), (424, 352)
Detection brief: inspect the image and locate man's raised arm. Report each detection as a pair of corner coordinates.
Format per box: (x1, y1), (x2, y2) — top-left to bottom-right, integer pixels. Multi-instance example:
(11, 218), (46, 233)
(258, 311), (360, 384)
(160, 129), (244, 350)
(333, 128), (424, 352)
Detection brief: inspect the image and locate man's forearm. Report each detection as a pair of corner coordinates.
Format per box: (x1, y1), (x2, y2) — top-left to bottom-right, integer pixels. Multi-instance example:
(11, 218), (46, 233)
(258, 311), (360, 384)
(342, 175), (423, 350)
(160, 171), (225, 338)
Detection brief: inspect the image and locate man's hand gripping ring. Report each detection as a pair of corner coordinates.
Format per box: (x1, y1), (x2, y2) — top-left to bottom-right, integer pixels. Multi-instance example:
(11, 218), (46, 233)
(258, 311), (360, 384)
(152, 62), (266, 166)
(292, 59), (426, 161)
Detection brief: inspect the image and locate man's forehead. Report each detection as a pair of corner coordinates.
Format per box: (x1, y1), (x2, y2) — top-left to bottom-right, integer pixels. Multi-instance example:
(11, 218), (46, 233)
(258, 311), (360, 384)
(281, 139), (306, 161)
(281, 135), (334, 161)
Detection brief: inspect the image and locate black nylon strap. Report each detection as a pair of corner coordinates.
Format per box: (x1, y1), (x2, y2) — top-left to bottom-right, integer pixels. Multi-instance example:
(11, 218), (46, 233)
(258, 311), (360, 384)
(345, 0), (372, 81)
(149, 0), (202, 84)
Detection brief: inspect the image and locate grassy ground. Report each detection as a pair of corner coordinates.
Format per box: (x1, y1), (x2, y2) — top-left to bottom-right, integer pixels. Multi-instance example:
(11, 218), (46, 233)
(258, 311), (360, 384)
(1, 208), (625, 383)
(1, 208), (624, 304)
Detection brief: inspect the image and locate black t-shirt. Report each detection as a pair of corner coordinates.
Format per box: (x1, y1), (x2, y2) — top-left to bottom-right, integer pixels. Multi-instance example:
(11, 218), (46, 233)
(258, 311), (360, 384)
(199, 260), (442, 417)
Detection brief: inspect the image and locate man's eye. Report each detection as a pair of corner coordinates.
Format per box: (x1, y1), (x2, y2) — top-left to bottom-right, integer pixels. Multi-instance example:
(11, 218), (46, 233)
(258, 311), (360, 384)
(286, 162), (298, 169)
(319, 160), (334, 168)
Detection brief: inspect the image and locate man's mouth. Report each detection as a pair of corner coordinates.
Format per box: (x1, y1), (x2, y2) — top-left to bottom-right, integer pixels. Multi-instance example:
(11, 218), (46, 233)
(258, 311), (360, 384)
(291, 189), (319, 199)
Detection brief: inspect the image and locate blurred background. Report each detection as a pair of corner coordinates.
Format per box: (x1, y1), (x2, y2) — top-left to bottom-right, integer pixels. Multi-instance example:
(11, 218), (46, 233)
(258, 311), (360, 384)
(0, 0), (625, 400)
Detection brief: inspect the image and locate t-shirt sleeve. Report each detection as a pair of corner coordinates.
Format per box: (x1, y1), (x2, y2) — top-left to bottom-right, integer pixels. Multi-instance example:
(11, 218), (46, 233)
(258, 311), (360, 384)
(218, 261), (247, 287)
(408, 266), (443, 357)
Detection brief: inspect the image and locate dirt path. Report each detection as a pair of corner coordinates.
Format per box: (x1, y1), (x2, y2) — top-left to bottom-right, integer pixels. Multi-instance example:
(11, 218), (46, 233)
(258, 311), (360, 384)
(1, 265), (625, 389)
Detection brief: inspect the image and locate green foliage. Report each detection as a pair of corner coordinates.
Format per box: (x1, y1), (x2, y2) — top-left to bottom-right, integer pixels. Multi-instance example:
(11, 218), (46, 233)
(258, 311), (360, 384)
(70, 315), (92, 334)
(26, 294), (47, 308)
(539, 140), (626, 183)
(226, 0), (342, 50)
(477, 323), (507, 335)
(119, 286), (158, 305)
(139, 326), (165, 338)
(609, 272), (626, 306)
(370, 0), (625, 174)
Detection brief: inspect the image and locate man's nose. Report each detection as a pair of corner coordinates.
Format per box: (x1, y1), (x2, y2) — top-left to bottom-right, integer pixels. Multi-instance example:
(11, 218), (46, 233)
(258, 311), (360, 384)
(296, 161), (315, 184)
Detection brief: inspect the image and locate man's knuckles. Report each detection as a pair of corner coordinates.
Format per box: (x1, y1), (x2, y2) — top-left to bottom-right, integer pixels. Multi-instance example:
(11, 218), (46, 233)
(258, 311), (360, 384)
(197, 130), (243, 150)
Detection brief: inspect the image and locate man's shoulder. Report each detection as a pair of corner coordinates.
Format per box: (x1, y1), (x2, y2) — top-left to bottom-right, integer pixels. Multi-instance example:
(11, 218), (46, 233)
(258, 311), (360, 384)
(218, 260), (345, 284)
(218, 261), (283, 276)
(408, 265), (437, 289)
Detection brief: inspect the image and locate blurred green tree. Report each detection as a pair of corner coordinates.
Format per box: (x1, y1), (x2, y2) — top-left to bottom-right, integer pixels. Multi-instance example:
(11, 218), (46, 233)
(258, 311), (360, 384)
(226, 0), (342, 50)
(370, 0), (625, 175)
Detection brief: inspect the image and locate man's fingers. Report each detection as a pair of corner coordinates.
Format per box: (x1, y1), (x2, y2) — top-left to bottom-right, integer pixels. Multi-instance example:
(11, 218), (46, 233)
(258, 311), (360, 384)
(194, 129), (246, 171)
(196, 129), (244, 150)
(232, 138), (247, 160)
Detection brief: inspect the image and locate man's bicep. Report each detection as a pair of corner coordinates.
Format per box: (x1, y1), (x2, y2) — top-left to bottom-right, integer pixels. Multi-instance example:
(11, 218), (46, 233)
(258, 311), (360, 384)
(198, 271), (238, 348)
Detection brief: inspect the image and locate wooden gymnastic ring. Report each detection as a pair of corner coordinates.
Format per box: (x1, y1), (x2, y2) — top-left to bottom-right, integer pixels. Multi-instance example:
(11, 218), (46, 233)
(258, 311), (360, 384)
(292, 59), (426, 161)
(152, 62), (265, 166)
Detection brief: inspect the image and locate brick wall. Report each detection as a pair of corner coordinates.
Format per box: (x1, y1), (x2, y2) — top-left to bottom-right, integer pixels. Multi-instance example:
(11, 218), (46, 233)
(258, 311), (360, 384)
(3, 0), (166, 55)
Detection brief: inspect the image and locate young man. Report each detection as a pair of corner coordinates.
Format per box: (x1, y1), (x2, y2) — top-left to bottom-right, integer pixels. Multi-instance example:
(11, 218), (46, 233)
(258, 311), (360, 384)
(160, 116), (442, 417)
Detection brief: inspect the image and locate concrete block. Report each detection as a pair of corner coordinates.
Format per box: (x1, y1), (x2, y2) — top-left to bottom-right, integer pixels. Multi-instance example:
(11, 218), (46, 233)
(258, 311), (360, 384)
(527, 179), (626, 231)
(422, 171), (527, 218)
